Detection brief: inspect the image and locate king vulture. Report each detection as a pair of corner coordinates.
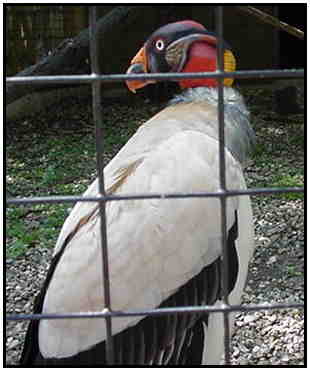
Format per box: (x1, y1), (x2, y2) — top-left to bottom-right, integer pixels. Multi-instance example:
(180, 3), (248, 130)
(20, 20), (255, 365)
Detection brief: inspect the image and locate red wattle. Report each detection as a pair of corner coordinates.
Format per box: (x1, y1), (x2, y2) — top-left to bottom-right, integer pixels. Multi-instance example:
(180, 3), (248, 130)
(179, 41), (218, 89)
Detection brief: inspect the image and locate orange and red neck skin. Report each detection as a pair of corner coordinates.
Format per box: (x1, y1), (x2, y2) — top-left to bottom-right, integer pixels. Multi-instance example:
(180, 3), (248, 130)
(178, 41), (219, 89)
(126, 21), (231, 92)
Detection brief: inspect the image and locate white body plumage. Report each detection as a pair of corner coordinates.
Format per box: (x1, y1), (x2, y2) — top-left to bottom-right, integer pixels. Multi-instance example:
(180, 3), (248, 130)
(38, 88), (255, 363)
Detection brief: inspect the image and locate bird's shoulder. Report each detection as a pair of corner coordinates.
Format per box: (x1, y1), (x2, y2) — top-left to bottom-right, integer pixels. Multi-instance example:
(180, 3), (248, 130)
(54, 102), (243, 256)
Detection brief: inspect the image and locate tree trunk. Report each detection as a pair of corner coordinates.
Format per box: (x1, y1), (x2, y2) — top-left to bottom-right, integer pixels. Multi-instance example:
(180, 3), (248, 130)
(6, 5), (177, 121)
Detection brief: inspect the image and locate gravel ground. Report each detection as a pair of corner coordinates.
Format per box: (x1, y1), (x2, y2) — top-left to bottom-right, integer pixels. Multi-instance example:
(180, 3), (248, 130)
(6, 83), (304, 365)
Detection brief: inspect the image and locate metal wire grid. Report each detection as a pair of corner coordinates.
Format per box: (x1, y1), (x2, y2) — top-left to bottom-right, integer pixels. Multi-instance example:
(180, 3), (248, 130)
(6, 6), (304, 365)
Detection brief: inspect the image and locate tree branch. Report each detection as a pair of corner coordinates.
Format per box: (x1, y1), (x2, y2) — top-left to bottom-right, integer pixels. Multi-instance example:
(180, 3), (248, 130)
(6, 5), (176, 121)
(236, 6), (304, 40)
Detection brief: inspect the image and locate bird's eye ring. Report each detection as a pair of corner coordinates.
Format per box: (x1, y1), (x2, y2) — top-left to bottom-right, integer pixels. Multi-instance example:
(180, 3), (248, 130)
(155, 39), (165, 51)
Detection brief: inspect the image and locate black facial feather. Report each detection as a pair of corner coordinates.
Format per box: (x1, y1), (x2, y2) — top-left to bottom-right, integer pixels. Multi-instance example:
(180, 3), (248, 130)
(144, 22), (232, 74)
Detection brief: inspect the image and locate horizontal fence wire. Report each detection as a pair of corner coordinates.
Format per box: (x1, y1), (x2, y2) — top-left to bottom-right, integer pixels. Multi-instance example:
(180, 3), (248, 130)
(6, 5), (304, 366)
(6, 187), (305, 205)
(7, 302), (304, 322)
(6, 69), (304, 85)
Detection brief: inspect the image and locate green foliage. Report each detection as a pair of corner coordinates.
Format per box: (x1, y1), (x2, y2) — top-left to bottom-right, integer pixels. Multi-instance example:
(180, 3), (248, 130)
(270, 174), (304, 201)
(287, 264), (303, 277)
(244, 86), (304, 201)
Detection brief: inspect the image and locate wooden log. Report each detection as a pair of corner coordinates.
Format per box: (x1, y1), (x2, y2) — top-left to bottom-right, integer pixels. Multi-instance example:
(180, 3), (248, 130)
(6, 5), (176, 121)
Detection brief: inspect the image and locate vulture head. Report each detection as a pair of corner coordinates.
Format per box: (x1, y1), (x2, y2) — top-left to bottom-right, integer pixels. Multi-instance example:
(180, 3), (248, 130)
(126, 20), (236, 92)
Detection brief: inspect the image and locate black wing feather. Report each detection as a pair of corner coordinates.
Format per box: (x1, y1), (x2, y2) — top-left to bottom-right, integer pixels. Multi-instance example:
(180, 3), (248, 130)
(20, 213), (239, 365)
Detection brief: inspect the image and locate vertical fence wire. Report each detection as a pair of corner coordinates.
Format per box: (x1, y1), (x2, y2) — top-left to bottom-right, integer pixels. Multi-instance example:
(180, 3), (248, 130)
(215, 6), (231, 365)
(5, 5), (304, 366)
(88, 6), (114, 364)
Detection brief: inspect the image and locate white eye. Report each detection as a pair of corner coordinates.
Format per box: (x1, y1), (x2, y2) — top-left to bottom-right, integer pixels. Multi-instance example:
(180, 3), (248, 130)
(155, 39), (165, 51)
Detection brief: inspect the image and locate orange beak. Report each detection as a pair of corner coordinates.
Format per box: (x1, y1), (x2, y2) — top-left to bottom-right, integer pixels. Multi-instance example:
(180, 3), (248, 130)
(126, 46), (155, 93)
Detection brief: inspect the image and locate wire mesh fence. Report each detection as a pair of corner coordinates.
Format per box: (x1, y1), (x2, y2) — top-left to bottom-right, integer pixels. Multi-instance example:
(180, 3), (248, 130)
(6, 5), (304, 365)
